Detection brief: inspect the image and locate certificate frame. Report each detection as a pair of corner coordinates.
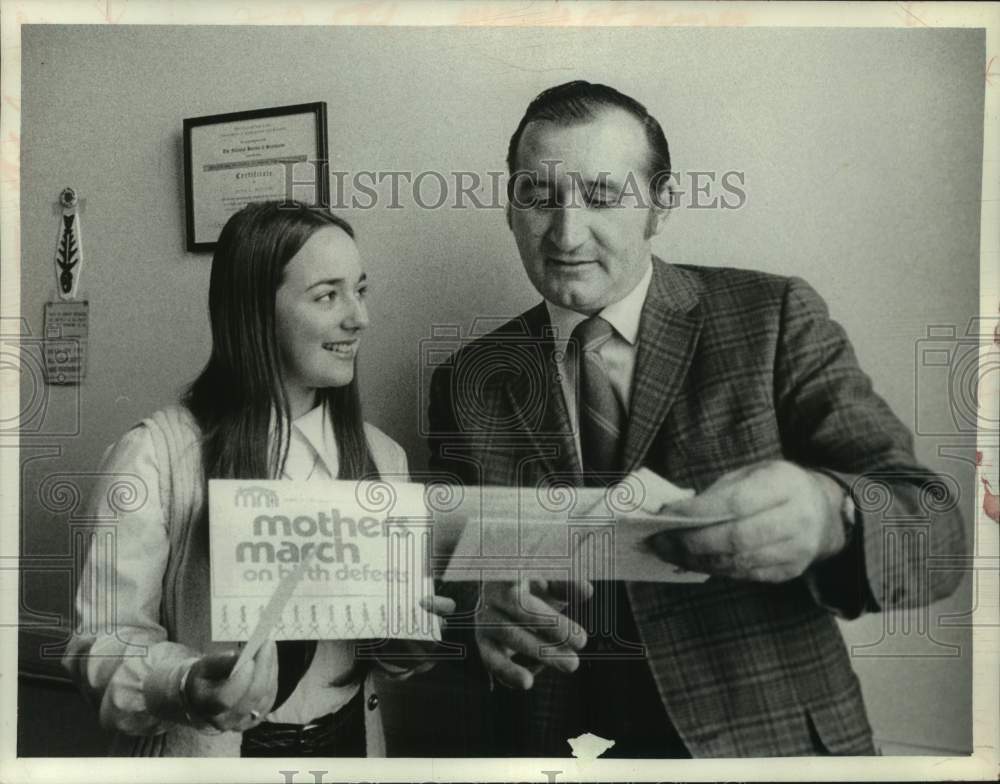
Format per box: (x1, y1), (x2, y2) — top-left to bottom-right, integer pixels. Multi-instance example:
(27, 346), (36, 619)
(183, 102), (329, 252)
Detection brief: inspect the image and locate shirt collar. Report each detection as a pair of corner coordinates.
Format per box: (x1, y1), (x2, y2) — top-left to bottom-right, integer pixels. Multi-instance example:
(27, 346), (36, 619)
(270, 402), (338, 478)
(544, 257), (653, 346)
(292, 402), (337, 475)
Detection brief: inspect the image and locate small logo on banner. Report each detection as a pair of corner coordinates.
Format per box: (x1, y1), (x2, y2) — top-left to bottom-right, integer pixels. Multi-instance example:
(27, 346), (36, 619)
(235, 486), (280, 508)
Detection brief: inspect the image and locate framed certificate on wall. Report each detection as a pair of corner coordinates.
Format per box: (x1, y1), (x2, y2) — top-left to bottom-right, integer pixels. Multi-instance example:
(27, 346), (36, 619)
(183, 102), (329, 252)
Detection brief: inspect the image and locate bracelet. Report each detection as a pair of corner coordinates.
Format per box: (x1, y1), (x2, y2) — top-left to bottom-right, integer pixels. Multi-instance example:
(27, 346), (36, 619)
(177, 659), (225, 735)
(177, 659), (199, 726)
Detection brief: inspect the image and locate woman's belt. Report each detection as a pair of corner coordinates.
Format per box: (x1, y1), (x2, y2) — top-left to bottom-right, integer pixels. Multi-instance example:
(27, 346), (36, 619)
(240, 685), (365, 757)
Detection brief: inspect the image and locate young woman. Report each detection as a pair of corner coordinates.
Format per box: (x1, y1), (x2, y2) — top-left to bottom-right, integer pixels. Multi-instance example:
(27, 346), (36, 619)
(63, 201), (450, 757)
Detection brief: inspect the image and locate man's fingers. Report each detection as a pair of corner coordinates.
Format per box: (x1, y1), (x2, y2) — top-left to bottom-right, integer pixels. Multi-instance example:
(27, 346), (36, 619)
(657, 531), (806, 580)
(652, 498), (808, 574)
(478, 598), (584, 670)
(483, 616), (582, 672)
(511, 652), (546, 677)
(674, 505), (796, 557)
(741, 560), (805, 584)
(541, 578), (594, 607)
(648, 532), (683, 565)
(478, 635), (535, 690)
(665, 462), (789, 520)
(499, 589), (587, 649)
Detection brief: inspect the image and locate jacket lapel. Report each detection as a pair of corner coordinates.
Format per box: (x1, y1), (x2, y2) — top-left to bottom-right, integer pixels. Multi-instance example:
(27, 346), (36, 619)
(503, 302), (583, 482)
(622, 258), (704, 472)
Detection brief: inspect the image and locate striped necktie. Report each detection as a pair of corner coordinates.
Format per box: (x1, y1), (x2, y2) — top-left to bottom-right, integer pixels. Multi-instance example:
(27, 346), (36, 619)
(572, 315), (624, 483)
(571, 315), (628, 644)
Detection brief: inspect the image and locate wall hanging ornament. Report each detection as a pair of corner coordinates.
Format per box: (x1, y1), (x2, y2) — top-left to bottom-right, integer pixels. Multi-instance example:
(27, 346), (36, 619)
(54, 187), (83, 299)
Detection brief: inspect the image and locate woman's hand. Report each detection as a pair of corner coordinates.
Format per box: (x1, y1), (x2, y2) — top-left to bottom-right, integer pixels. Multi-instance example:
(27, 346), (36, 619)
(181, 641), (278, 733)
(371, 595), (457, 679)
(421, 594), (457, 620)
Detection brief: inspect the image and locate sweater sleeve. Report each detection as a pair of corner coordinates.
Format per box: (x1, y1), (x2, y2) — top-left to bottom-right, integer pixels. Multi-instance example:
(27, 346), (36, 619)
(62, 425), (203, 736)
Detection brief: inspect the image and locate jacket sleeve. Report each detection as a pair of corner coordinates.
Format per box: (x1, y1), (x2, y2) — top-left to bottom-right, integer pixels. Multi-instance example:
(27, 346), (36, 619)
(62, 426), (202, 735)
(427, 357), (483, 487)
(363, 427), (444, 681)
(774, 277), (967, 618)
(426, 359), (489, 652)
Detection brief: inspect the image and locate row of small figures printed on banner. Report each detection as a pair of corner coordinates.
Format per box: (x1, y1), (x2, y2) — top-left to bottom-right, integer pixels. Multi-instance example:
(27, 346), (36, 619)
(216, 601), (428, 638)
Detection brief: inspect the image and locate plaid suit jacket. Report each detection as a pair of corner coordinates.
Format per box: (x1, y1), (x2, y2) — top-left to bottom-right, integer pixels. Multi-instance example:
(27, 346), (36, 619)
(427, 258), (966, 757)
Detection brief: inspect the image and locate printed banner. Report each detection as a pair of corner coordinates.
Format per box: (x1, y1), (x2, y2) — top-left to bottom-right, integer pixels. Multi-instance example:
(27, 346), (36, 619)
(208, 479), (440, 643)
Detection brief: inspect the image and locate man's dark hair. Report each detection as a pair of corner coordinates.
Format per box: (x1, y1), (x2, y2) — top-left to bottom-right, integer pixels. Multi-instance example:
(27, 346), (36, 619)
(506, 80), (674, 205)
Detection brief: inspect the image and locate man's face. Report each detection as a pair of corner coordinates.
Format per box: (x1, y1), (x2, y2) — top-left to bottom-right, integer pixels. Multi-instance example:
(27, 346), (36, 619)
(507, 108), (666, 315)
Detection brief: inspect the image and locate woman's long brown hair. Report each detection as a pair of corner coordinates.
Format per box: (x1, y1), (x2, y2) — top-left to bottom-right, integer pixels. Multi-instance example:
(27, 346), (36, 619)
(185, 201), (378, 482)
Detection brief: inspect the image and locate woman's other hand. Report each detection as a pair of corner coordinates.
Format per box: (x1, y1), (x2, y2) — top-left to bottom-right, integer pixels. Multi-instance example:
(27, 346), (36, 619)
(421, 594), (457, 620)
(371, 595), (457, 679)
(181, 641), (278, 733)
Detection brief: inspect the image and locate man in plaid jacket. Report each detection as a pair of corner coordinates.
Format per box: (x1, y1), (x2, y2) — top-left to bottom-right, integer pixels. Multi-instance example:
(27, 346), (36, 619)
(427, 81), (966, 757)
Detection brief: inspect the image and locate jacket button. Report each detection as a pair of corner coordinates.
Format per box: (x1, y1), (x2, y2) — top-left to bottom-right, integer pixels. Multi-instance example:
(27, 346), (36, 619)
(367, 693), (379, 711)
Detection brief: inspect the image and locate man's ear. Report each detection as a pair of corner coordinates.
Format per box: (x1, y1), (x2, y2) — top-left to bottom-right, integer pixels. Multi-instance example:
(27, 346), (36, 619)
(645, 204), (670, 239)
(645, 184), (673, 239)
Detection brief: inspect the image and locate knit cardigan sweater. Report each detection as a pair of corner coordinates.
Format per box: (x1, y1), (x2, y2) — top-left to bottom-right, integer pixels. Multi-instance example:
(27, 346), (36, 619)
(63, 405), (389, 756)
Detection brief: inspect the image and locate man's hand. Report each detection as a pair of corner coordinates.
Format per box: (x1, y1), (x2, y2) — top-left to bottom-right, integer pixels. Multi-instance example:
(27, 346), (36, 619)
(475, 577), (592, 690)
(183, 642), (277, 733)
(649, 460), (847, 583)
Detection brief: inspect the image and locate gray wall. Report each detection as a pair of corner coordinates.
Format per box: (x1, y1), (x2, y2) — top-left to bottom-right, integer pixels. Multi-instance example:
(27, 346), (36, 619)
(18, 25), (982, 755)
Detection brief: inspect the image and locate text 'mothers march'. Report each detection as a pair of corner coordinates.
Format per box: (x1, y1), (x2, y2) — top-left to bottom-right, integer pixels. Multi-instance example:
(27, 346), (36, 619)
(208, 479), (441, 644)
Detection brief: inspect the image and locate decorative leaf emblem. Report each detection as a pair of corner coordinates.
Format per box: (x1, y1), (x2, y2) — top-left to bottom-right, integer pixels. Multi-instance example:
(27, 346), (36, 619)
(56, 214), (78, 294)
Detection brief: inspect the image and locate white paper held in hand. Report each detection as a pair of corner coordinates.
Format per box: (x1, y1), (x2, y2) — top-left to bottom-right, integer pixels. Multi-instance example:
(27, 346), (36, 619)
(232, 551), (313, 675)
(624, 467), (736, 527)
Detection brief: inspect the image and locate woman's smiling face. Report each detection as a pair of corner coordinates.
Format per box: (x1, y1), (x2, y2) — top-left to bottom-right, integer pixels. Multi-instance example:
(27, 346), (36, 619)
(274, 226), (369, 413)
